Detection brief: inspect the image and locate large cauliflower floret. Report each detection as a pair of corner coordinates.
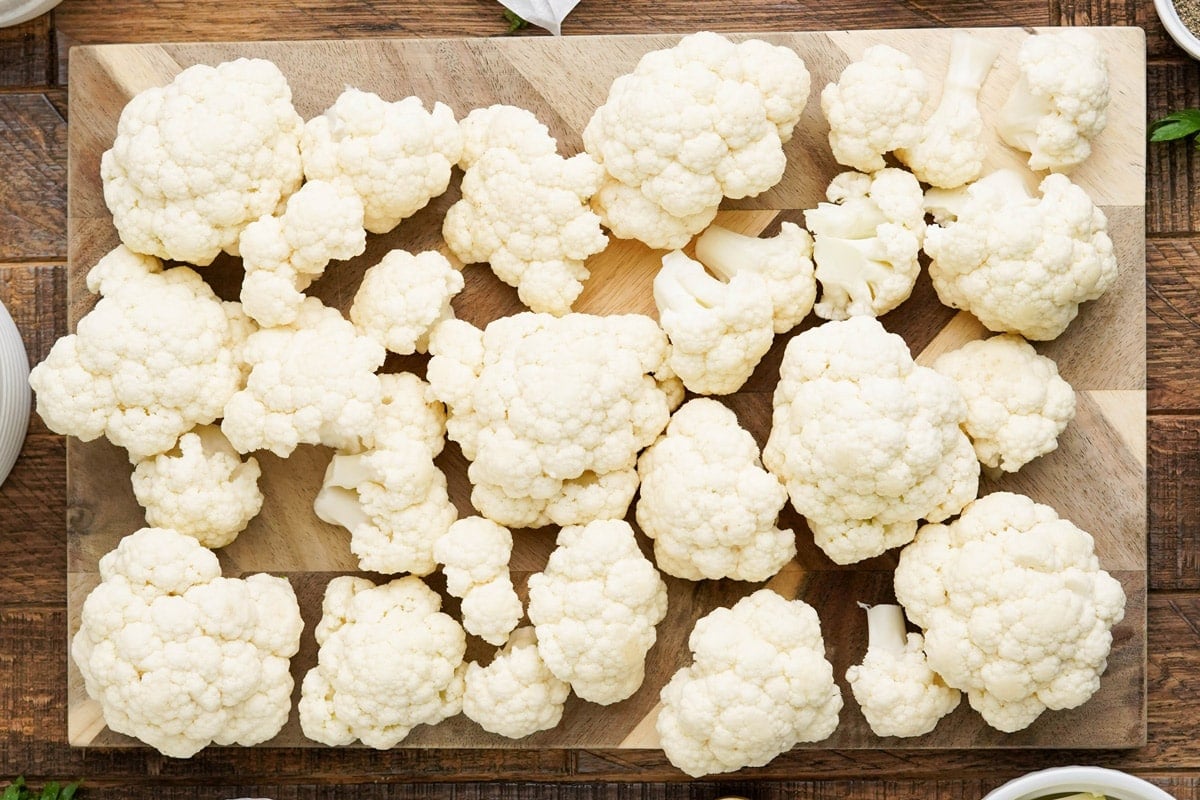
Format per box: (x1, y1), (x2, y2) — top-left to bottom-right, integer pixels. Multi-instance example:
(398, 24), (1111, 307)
(300, 88), (463, 234)
(462, 626), (571, 739)
(433, 517), (523, 646)
(131, 425), (262, 549)
(457, 104), (559, 168)
(526, 520), (669, 705)
(101, 58), (304, 266)
(894, 492), (1127, 733)
(804, 168), (926, 320)
(71, 527), (303, 758)
(924, 169), (1118, 340)
(426, 313), (681, 529)
(657, 589), (843, 777)
(637, 398), (795, 581)
(762, 317), (979, 565)
(932, 334), (1076, 473)
(29, 246), (248, 463)
(585, 31), (811, 250)
(350, 249), (465, 355)
(298, 575), (466, 748)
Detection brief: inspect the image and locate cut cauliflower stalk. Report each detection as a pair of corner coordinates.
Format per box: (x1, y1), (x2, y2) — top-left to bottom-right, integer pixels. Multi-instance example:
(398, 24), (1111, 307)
(763, 317), (979, 565)
(657, 589), (843, 777)
(845, 603), (960, 738)
(894, 492), (1126, 732)
(462, 626), (571, 739)
(350, 249), (464, 355)
(71, 527), (303, 758)
(433, 516), (523, 646)
(527, 519), (668, 705)
(636, 398), (795, 581)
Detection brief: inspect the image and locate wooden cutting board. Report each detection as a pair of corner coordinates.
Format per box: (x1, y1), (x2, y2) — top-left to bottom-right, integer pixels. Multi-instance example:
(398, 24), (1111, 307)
(65, 28), (1147, 751)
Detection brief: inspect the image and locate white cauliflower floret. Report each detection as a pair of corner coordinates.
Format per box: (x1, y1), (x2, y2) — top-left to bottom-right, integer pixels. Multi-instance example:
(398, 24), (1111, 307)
(636, 398), (795, 581)
(238, 179), (366, 327)
(932, 334), (1076, 472)
(821, 45), (930, 173)
(433, 517), (523, 646)
(462, 627), (570, 739)
(804, 168), (926, 320)
(585, 32), (811, 250)
(298, 575), (466, 748)
(301, 88), (463, 233)
(350, 249), (464, 355)
(694, 221), (816, 334)
(924, 169), (1118, 340)
(894, 492), (1127, 732)
(130, 425), (262, 549)
(101, 58), (304, 266)
(368, 372), (447, 455)
(527, 519), (668, 705)
(457, 104), (558, 168)
(998, 30), (1110, 173)
(71, 527), (303, 758)
(763, 317), (979, 565)
(29, 246), (248, 463)
(657, 589), (843, 777)
(654, 250), (774, 396)
(845, 603), (960, 738)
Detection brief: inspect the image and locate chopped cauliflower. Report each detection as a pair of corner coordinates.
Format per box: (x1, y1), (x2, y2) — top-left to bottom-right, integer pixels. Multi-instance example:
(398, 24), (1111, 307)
(457, 104), (558, 168)
(350, 249), (464, 355)
(433, 517), (523, 646)
(462, 627), (570, 739)
(636, 398), (795, 581)
(368, 372), (447, 455)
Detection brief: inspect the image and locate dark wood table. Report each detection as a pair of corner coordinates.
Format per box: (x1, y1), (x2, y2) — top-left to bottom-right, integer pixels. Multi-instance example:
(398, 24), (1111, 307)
(2, 1), (1196, 797)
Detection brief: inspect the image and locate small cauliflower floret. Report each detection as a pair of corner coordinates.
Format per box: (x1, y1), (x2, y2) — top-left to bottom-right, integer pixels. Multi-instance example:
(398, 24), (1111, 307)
(924, 169), (1118, 340)
(350, 249), (464, 355)
(998, 30), (1110, 173)
(369, 372), (447, 455)
(654, 250), (774, 396)
(433, 517), (523, 646)
(131, 425), (262, 549)
(101, 58), (304, 266)
(586, 32), (811, 250)
(763, 317), (979, 565)
(238, 179), (366, 327)
(300, 88), (463, 234)
(894, 492), (1126, 732)
(694, 221), (816, 334)
(933, 334), (1076, 473)
(896, 33), (1000, 189)
(71, 527), (303, 758)
(221, 297), (384, 457)
(636, 398), (795, 581)
(821, 45), (930, 173)
(29, 246), (248, 463)
(457, 104), (559, 168)
(804, 168), (926, 320)
(657, 589), (843, 777)
(462, 627), (571, 739)
(298, 575), (466, 748)
(845, 603), (960, 738)
(527, 520), (668, 705)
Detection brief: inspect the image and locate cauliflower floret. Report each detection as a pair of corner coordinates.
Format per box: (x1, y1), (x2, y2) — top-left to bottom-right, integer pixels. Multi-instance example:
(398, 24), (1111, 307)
(130, 425), (262, 548)
(526, 519), (668, 705)
(657, 589), (843, 777)
(762, 317), (979, 565)
(238, 179), (366, 327)
(845, 603), (960, 738)
(998, 30), (1110, 173)
(585, 32), (810, 250)
(29, 246), (248, 463)
(924, 169), (1118, 340)
(298, 575), (466, 748)
(637, 398), (795, 581)
(71, 527), (303, 758)
(654, 250), (774, 396)
(300, 88), (463, 234)
(368, 372), (447, 455)
(462, 627), (570, 739)
(894, 492), (1127, 732)
(101, 58), (304, 266)
(350, 249), (464, 355)
(804, 168), (926, 320)
(433, 517), (523, 646)
(932, 334), (1076, 472)
(457, 104), (559, 168)
(821, 45), (930, 173)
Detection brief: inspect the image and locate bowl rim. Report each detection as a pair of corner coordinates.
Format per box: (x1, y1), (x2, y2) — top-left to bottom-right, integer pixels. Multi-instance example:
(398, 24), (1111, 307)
(982, 766), (1177, 800)
(1154, 0), (1200, 60)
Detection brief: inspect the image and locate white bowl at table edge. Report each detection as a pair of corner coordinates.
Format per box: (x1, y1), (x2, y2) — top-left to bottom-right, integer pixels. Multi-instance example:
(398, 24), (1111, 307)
(983, 766), (1177, 800)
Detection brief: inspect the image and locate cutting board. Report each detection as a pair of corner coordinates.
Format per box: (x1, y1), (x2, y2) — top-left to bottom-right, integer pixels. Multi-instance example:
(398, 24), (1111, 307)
(65, 28), (1147, 751)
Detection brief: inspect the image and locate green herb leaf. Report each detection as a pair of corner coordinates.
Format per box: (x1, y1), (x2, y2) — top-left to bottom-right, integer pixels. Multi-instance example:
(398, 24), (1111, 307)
(58, 784), (78, 800)
(38, 783), (60, 800)
(1, 778), (81, 800)
(1150, 108), (1200, 143)
(502, 8), (530, 33)
(3, 778), (26, 800)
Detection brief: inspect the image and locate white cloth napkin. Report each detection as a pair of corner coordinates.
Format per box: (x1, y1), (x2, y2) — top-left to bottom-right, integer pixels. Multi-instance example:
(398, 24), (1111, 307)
(498, 0), (581, 35)
(0, 298), (29, 488)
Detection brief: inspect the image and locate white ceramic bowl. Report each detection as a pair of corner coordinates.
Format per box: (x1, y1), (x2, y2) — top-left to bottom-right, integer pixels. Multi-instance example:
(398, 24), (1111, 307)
(0, 299), (30, 488)
(1155, 0), (1200, 60)
(0, 0), (62, 28)
(983, 766), (1177, 800)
